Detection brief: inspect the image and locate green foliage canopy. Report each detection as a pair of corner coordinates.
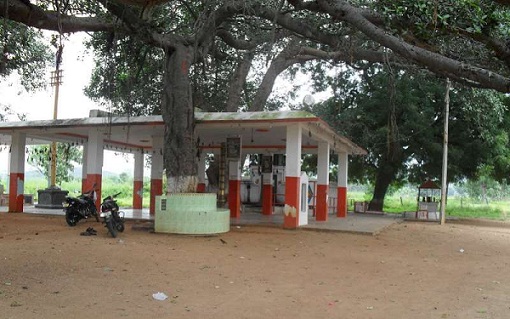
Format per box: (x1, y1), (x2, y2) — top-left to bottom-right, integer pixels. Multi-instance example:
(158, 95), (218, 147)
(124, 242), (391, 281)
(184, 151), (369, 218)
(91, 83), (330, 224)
(27, 143), (82, 185)
(304, 66), (510, 208)
(1, 21), (52, 91)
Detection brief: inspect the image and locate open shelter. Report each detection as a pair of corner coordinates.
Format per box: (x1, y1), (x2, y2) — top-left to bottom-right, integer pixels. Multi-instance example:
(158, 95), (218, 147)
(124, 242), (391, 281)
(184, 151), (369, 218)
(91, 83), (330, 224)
(0, 110), (366, 229)
(416, 180), (441, 220)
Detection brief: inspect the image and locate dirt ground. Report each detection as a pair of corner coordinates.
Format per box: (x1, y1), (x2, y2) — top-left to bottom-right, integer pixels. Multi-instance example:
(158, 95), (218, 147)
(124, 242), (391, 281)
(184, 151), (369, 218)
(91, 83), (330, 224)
(1, 213), (510, 319)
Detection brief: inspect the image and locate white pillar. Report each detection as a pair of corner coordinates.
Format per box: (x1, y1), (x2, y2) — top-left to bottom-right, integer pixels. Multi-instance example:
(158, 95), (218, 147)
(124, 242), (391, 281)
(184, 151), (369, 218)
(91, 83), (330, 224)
(84, 130), (104, 208)
(133, 150), (144, 209)
(150, 136), (164, 214)
(337, 151), (348, 218)
(8, 132), (26, 212)
(81, 144), (88, 192)
(283, 124), (302, 228)
(86, 130), (104, 177)
(316, 141), (330, 221)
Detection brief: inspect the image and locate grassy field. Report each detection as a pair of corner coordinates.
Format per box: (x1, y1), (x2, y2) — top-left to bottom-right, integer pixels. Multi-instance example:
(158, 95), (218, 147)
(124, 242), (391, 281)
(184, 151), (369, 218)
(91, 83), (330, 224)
(12, 178), (510, 220)
(347, 191), (510, 220)
(21, 177), (152, 208)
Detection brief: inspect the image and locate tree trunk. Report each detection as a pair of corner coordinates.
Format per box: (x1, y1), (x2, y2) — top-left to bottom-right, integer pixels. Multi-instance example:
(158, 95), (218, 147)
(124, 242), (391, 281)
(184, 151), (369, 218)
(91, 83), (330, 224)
(161, 45), (198, 193)
(368, 162), (396, 211)
(226, 51), (254, 112)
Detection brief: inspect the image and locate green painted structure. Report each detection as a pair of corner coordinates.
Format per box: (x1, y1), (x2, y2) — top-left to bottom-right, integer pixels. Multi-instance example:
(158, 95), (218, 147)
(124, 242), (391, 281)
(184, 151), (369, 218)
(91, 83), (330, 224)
(155, 193), (230, 234)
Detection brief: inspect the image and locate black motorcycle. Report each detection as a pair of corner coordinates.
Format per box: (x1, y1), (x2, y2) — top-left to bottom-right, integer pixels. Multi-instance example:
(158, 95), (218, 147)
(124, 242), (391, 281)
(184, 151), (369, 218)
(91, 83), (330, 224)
(63, 188), (99, 227)
(100, 192), (125, 238)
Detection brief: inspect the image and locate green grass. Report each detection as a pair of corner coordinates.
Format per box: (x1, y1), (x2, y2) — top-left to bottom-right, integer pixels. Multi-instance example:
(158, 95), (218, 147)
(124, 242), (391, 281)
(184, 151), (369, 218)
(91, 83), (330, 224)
(18, 179), (510, 220)
(347, 191), (509, 220)
(23, 178), (152, 208)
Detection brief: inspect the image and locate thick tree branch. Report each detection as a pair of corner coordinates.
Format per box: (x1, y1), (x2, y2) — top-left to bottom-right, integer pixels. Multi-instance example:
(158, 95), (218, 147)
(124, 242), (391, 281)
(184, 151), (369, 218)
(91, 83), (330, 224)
(492, 0), (510, 6)
(97, 0), (176, 49)
(285, 0), (510, 92)
(0, 0), (114, 32)
(250, 40), (307, 111)
(226, 51), (254, 112)
(311, 0), (510, 93)
(249, 44), (414, 111)
(456, 29), (510, 69)
(216, 29), (258, 51)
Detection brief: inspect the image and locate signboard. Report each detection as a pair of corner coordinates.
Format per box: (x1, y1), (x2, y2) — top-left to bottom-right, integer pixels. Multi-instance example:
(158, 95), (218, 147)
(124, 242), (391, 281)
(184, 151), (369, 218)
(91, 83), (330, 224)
(261, 155), (273, 173)
(226, 137), (241, 160)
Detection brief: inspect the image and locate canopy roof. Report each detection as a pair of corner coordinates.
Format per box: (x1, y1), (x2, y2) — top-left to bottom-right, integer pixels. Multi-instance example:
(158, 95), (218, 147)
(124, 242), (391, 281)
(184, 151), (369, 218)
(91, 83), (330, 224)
(0, 110), (366, 156)
(419, 180), (441, 189)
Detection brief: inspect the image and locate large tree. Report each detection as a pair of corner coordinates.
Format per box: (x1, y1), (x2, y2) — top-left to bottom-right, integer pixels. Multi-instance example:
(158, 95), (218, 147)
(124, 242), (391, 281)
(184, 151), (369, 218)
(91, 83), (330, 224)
(2, 0), (510, 195)
(306, 67), (509, 210)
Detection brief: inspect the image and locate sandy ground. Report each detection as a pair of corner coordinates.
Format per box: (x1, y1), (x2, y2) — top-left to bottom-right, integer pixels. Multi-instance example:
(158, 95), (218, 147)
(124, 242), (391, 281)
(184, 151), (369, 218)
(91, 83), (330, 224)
(1, 213), (510, 319)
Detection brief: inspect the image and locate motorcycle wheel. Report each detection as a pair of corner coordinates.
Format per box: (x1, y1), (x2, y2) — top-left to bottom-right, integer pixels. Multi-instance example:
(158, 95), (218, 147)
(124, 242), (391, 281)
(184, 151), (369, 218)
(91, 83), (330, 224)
(65, 210), (79, 227)
(113, 212), (125, 232)
(105, 218), (118, 238)
(116, 222), (125, 232)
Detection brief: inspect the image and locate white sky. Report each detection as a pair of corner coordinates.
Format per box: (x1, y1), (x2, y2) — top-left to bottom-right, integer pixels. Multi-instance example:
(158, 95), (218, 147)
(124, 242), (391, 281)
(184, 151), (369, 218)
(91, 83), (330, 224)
(1, 34), (101, 121)
(0, 34), (135, 174)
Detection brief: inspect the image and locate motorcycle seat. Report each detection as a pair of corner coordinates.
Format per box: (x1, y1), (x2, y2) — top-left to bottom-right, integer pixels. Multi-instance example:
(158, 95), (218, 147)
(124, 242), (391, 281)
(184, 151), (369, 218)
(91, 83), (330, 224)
(77, 198), (89, 205)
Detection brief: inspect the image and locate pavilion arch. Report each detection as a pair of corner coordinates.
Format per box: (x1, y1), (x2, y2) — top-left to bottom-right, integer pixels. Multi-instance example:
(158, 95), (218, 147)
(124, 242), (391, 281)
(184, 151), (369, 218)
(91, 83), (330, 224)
(0, 110), (366, 229)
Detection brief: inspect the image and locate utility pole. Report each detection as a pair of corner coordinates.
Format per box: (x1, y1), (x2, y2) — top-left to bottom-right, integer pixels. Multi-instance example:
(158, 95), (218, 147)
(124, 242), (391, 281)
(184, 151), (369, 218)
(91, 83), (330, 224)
(440, 78), (450, 225)
(35, 44), (69, 209)
(49, 69), (63, 187)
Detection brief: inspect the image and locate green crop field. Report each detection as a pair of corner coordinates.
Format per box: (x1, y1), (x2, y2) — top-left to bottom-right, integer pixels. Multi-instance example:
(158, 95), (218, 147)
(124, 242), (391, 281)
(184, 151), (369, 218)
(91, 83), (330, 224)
(18, 177), (152, 208)
(5, 177), (509, 221)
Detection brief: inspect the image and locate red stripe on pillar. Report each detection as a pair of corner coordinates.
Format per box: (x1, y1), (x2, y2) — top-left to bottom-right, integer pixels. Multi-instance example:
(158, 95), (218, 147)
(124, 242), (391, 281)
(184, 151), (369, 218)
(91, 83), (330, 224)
(85, 174), (102, 211)
(262, 184), (273, 215)
(150, 179), (163, 215)
(229, 180), (241, 218)
(133, 180), (143, 209)
(284, 176), (300, 229)
(8, 173), (24, 213)
(315, 184), (328, 221)
(337, 186), (347, 218)
(197, 183), (206, 193)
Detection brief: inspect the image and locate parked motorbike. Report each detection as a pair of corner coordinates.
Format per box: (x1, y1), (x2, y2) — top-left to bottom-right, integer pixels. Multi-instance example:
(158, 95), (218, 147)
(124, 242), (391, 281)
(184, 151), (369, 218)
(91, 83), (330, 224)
(63, 187), (99, 227)
(100, 192), (125, 238)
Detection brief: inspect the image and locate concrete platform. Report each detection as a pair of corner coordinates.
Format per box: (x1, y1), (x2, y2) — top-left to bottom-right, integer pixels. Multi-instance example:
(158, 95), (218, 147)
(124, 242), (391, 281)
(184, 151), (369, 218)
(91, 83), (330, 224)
(232, 208), (402, 235)
(5, 205), (402, 236)
(9, 206), (153, 220)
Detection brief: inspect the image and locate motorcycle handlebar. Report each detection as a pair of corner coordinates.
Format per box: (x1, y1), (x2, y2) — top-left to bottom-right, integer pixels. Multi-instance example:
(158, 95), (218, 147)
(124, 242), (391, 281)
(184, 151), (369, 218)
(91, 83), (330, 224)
(103, 192), (122, 201)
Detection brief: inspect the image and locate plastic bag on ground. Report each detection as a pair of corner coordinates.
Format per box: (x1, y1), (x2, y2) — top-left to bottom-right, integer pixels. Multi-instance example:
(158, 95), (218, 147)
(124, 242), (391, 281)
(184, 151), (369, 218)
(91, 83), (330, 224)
(152, 292), (168, 301)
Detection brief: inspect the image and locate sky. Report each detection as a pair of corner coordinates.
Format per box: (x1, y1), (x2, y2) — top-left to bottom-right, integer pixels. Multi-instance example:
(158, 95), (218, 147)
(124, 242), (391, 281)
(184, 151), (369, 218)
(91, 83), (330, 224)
(1, 34), (101, 121)
(0, 34), (136, 175)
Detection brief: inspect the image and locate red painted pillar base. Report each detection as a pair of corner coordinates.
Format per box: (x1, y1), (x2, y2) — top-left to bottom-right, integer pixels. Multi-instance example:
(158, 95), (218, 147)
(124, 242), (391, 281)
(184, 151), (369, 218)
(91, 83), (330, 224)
(133, 180), (143, 209)
(337, 186), (347, 218)
(85, 174), (102, 211)
(81, 179), (87, 194)
(229, 180), (241, 218)
(150, 179), (163, 215)
(315, 184), (328, 221)
(284, 176), (300, 229)
(262, 184), (273, 215)
(8, 173), (24, 213)
(197, 183), (206, 193)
